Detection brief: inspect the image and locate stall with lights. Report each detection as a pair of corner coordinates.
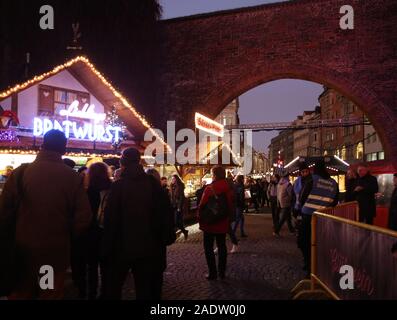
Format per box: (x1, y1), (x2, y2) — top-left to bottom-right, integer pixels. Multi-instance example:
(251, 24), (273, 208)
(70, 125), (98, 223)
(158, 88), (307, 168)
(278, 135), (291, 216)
(0, 56), (168, 174)
(284, 155), (350, 194)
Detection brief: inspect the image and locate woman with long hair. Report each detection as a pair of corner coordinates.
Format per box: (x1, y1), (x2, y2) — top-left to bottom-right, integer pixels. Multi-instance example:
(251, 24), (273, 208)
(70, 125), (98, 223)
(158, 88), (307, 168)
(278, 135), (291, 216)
(170, 174), (188, 240)
(71, 162), (112, 300)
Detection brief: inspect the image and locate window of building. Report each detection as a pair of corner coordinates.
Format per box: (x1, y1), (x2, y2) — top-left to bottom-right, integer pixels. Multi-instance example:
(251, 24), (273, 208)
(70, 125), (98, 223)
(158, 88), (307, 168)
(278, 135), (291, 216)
(38, 84), (90, 117)
(378, 151), (385, 160)
(314, 133), (317, 142)
(356, 143), (363, 160)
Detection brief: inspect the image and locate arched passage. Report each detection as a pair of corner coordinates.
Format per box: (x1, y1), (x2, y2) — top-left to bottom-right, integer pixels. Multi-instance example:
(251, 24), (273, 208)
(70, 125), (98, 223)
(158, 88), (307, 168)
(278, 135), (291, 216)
(157, 0), (397, 162)
(201, 63), (392, 160)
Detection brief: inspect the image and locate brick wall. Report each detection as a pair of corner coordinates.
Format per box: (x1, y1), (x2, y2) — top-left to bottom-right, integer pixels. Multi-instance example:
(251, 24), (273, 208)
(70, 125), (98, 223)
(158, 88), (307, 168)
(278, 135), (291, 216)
(155, 0), (397, 161)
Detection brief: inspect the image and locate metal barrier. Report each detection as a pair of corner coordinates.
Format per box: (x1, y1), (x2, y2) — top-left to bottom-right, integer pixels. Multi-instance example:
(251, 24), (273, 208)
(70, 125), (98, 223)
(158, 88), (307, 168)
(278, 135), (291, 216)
(292, 211), (397, 300)
(320, 201), (359, 222)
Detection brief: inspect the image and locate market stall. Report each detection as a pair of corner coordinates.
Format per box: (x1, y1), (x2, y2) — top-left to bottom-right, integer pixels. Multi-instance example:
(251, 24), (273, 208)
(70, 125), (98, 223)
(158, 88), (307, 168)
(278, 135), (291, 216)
(0, 56), (168, 192)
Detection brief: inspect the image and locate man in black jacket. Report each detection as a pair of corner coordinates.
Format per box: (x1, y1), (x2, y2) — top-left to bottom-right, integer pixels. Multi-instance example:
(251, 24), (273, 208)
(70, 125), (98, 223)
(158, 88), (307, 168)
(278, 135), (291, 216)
(388, 173), (397, 231)
(354, 163), (379, 225)
(102, 148), (171, 300)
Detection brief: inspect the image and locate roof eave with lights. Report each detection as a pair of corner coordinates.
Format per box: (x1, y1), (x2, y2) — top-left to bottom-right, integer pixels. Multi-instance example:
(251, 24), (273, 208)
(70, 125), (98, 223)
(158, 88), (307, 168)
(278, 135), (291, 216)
(0, 56), (171, 153)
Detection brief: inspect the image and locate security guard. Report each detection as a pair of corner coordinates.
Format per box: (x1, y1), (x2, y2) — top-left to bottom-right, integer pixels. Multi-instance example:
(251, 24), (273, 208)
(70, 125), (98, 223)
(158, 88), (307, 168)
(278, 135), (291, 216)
(299, 160), (339, 277)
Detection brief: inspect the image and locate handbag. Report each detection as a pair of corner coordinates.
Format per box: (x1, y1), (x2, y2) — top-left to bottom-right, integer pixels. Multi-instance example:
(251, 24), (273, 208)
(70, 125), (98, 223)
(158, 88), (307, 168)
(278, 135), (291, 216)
(199, 185), (229, 225)
(0, 164), (28, 297)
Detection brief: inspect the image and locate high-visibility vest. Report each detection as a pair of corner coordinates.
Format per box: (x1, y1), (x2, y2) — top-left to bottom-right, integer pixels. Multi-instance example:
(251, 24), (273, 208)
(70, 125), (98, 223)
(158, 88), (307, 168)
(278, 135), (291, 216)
(301, 175), (338, 215)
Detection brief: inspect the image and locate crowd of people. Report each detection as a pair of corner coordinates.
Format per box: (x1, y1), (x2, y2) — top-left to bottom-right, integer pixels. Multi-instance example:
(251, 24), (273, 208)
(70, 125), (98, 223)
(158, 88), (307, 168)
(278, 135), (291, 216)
(1, 129), (397, 300)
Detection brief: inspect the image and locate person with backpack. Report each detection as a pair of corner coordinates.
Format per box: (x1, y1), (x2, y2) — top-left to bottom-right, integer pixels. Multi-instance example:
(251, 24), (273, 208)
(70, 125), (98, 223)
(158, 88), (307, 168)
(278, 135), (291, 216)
(198, 166), (234, 280)
(71, 162), (112, 300)
(102, 148), (171, 300)
(0, 130), (92, 299)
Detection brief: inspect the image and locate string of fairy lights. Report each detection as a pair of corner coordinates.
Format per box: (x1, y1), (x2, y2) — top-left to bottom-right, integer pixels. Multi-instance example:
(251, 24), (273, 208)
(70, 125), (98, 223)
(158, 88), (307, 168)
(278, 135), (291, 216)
(0, 56), (172, 153)
(0, 148), (155, 161)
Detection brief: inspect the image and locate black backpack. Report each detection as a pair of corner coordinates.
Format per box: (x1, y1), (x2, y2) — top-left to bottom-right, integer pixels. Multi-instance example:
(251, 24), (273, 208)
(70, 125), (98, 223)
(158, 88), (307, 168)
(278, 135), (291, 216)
(199, 185), (229, 225)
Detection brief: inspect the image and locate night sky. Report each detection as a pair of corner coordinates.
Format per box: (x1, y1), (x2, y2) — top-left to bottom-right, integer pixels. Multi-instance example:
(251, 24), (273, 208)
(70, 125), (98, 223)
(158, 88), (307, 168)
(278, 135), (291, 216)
(161, 0), (323, 154)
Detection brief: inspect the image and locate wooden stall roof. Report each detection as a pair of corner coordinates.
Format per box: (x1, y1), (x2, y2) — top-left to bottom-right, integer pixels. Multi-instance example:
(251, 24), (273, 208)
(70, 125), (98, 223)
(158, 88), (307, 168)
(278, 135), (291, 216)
(0, 56), (169, 151)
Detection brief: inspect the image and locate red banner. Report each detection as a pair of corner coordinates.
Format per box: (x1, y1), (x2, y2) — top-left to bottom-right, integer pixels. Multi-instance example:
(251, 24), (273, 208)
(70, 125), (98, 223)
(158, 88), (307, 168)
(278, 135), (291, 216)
(315, 214), (397, 299)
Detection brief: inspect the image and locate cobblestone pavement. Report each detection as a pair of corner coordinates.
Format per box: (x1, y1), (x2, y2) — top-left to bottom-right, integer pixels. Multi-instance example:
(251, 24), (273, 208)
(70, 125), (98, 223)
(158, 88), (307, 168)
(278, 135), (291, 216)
(65, 209), (306, 300)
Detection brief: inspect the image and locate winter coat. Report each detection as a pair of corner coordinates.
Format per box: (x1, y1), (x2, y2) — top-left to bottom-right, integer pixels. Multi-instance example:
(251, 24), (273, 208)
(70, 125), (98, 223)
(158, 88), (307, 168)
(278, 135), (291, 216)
(198, 179), (234, 234)
(345, 177), (358, 202)
(0, 150), (92, 271)
(355, 173), (379, 219)
(388, 187), (397, 231)
(267, 182), (278, 199)
(235, 182), (245, 209)
(170, 183), (185, 212)
(101, 165), (172, 265)
(277, 178), (293, 209)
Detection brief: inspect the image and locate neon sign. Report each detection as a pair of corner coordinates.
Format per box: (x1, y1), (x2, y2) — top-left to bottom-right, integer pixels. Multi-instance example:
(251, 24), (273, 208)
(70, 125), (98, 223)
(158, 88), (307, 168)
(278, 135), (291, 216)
(195, 113), (224, 137)
(33, 101), (122, 143)
(59, 100), (106, 122)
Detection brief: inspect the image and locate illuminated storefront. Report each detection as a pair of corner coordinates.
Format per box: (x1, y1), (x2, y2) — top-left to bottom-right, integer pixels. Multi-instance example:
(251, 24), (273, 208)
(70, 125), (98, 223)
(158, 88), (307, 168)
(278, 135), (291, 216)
(0, 56), (167, 182)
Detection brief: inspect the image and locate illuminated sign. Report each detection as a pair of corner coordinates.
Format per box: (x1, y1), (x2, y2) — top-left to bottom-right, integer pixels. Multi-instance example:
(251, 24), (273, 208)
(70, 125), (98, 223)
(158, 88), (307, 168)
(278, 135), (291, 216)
(33, 101), (122, 143)
(59, 100), (106, 122)
(195, 112), (224, 137)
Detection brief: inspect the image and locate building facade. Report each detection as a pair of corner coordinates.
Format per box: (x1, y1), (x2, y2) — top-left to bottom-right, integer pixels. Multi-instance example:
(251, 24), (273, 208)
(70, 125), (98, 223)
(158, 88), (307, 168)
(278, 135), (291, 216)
(318, 87), (383, 164)
(269, 129), (294, 167)
(293, 107), (321, 158)
(215, 98), (240, 126)
(364, 124), (385, 162)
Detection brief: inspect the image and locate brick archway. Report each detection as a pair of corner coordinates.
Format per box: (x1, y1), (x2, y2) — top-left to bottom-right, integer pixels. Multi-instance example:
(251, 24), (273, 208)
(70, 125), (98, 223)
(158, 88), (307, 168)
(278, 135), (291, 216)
(201, 63), (394, 161)
(156, 0), (397, 161)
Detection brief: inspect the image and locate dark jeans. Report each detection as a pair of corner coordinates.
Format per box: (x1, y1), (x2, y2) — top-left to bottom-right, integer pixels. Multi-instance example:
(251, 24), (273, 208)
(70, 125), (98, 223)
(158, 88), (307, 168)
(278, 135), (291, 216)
(71, 231), (103, 299)
(104, 257), (164, 300)
(275, 207), (294, 234)
(251, 196), (259, 211)
(298, 214), (312, 271)
(175, 210), (187, 233)
(203, 232), (227, 277)
(262, 193), (269, 207)
(270, 196), (279, 231)
(232, 207), (246, 236)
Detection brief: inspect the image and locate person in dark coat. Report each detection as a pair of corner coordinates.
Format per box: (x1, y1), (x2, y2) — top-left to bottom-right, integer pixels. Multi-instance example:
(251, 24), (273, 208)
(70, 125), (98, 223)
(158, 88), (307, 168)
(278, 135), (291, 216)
(345, 168), (358, 202)
(354, 164), (379, 225)
(102, 148), (171, 300)
(147, 169), (176, 296)
(261, 178), (270, 207)
(249, 179), (260, 212)
(198, 166), (234, 280)
(195, 181), (207, 205)
(71, 162), (112, 300)
(0, 130), (92, 299)
(388, 173), (397, 231)
(170, 174), (188, 240)
(232, 175), (248, 238)
(160, 177), (170, 197)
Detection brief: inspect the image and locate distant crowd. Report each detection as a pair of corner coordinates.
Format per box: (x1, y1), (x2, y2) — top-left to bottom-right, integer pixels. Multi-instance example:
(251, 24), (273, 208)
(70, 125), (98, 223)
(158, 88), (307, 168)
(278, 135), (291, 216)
(1, 129), (397, 300)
